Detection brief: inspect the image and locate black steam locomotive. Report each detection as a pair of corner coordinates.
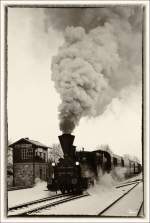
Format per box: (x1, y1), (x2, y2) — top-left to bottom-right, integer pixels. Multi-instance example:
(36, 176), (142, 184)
(47, 134), (142, 194)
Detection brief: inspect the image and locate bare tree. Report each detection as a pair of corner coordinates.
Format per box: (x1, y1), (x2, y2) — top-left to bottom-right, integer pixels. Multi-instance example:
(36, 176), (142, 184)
(48, 143), (63, 163)
(7, 145), (13, 186)
(123, 154), (133, 161)
(96, 144), (113, 155)
(8, 146), (13, 173)
(132, 156), (140, 163)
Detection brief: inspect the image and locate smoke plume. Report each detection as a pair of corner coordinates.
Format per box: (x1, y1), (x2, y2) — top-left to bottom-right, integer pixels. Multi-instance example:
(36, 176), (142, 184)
(48, 6), (143, 133)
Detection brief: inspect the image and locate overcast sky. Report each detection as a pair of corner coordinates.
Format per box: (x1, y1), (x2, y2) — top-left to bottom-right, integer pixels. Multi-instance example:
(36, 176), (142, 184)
(8, 7), (142, 161)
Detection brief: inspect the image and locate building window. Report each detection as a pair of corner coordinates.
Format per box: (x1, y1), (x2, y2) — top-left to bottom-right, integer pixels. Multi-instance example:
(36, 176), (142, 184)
(39, 152), (42, 158)
(43, 153), (46, 161)
(40, 168), (42, 178)
(28, 148), (33, 159)
(21, 148), (33, 160)
(16, 144), (31, 149)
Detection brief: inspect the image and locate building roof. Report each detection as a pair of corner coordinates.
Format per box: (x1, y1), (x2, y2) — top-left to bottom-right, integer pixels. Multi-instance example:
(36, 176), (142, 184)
(9, 137), (50, 149)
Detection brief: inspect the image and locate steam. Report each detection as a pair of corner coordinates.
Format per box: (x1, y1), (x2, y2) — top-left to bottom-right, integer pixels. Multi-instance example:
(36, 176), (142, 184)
(88, 167), (128, 195)
(111, 167), (128, 181)
(49, 6), (143, 133)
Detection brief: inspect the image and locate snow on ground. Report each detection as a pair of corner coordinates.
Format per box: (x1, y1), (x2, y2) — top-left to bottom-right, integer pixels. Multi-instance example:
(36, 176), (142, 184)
(101, 182), (143, 216)
(8, 195), (70, 216)
(8, 181), (58, 208)
(35, 174), (143, 216)
(117, 173), (142, 184)
(7, 174), (143, 216)
(35, 184), (138, 215)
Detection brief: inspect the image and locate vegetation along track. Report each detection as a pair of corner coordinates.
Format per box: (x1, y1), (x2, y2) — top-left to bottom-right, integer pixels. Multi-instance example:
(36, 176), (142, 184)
(98, 181), (142, 216)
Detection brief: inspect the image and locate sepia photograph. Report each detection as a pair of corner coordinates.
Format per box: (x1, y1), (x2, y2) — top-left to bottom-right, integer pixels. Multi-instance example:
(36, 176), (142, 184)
(0, 0), (149, 222)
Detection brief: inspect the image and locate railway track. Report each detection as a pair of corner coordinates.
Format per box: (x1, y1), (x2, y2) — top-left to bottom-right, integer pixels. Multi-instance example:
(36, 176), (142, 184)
(115, 179), (142, 188)
(8, 193), (69, 216)
(8, 185), (33, 191)
(8, 179), (142, 216)
(98, 181), (142, 216)
(28, 193), (89, 216)
(137, 201), (143, 216)
(8, 193), (89, 216)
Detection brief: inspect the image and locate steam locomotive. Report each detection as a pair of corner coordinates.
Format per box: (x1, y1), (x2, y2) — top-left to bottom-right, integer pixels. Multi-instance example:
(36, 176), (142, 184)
(47, 134), (142, 194)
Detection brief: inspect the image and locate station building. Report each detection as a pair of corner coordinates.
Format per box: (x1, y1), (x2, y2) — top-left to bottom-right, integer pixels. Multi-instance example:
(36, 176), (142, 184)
(9, 138), (49, 187)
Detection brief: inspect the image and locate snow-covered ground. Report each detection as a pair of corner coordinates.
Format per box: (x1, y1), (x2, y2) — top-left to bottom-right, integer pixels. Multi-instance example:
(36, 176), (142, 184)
(116, 173), (142, 184)
(8, 194), (69, 216)
(101, 182), (143, 216)
(8, 181), (58, 208)
(34, 181), (142, 216)
(7, 174), (143, 216)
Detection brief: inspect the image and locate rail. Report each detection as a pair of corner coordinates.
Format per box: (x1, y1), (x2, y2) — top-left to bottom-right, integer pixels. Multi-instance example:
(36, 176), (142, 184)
(98, 182), (140, 216)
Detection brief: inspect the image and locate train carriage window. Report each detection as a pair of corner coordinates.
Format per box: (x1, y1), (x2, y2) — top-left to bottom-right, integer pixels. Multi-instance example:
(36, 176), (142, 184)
(121, 159), (124, 167)
(43, 153), (46, 161)
(113, 157), (117, 166)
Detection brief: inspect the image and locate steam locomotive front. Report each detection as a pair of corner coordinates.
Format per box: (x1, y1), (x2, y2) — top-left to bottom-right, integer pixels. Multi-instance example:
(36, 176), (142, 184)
(55, 158), (81, 193)
(48, 134), (83, 193)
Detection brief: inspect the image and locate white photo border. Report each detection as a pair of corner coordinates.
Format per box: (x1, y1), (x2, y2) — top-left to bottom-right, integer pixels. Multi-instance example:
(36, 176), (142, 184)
(0, 0), (149, 222)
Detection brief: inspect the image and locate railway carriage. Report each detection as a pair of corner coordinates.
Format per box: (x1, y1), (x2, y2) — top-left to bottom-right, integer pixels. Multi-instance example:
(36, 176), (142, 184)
(111, 154), (125, 168)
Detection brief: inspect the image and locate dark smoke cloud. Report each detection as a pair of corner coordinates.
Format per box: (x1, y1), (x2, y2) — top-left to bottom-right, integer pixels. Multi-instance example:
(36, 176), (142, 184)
(44, 6), (142, 32)
(45, 6), (143, 133)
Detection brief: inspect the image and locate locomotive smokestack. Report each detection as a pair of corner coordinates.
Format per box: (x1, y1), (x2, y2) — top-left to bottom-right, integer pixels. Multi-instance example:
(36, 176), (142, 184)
(58, 134), (75, 157)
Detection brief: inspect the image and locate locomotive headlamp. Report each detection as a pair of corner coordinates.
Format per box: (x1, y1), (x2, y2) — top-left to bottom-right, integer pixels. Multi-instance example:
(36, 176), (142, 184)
(75, 161), (79, 166)
(52, 162), (55, 166)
